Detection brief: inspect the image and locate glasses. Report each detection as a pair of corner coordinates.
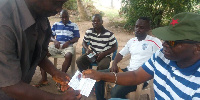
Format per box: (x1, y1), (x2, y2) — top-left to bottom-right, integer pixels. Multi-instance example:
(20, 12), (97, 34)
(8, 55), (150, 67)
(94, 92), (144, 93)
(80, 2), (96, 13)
(165, 40), (200, 47)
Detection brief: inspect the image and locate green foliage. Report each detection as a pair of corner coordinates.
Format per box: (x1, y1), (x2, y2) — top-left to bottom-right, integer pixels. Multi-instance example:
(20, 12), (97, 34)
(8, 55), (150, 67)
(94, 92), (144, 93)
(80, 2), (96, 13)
(63, 0), (77, 10)
(121, 0), (200, 30)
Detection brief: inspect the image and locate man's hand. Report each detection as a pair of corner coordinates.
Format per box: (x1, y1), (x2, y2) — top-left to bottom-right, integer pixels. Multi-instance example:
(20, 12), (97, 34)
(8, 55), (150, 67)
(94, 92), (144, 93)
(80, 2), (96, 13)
(86, 48), (93, 54)
(62, 41), (70, 49)
(82, 69), (102, 81)
(110, 64), (119, 73)
(52, 71), (71, 92)
(54, 40), (61, 49)
(56, 90), (81, 100)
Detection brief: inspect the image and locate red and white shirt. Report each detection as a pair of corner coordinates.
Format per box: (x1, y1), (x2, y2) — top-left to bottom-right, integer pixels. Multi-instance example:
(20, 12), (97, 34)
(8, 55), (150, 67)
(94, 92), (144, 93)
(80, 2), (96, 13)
(119, 35), (162, 71)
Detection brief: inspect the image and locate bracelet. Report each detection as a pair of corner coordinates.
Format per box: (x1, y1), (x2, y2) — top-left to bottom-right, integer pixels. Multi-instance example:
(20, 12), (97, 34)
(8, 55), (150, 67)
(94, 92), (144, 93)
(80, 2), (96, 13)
(112, 72), (117, 84)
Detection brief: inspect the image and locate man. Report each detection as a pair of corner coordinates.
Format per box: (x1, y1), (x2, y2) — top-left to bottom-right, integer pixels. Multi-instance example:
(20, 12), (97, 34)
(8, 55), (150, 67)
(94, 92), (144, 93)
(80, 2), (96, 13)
(95, 17), (162, 100)
(83, 12), (200, 99)
(76, 14), (117, 72)
(35, 9), (80, 88)
(0, 0), (81, 100)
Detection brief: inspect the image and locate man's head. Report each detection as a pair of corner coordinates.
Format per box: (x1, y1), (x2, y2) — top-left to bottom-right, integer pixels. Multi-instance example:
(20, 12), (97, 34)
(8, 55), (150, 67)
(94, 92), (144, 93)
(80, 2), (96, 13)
(92, 14), (103, 30)
(152, 12), (200, 63)
(24, 0), (67, 18)
(134, 17), (151, 40)
(60, 10), (69, 25)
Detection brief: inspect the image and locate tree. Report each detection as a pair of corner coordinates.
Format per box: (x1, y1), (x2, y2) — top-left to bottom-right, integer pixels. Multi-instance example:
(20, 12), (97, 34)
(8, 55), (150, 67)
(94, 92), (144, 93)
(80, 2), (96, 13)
(121, 0), (200, 30)
(77, 0), (90, 21)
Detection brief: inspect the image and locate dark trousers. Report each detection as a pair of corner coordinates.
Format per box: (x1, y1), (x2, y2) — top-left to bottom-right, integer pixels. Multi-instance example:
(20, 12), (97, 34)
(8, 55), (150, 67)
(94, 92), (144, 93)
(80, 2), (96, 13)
(76, 54), (111, 72)
(95, 68), (148, 100)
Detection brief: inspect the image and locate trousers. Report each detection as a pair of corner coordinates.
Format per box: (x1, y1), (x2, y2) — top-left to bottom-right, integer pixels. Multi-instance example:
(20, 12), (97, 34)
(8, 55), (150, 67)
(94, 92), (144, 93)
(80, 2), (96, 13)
(95, 68), (148, 100)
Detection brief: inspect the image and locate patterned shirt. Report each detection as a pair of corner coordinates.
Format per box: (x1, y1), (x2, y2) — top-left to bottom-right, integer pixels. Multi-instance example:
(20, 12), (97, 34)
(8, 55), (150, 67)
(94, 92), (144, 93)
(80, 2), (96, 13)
(142, 49), (200, 100)
(83, 27), (116, 56)
(52, 21), (80, 44)
(119, 35), (162, 71)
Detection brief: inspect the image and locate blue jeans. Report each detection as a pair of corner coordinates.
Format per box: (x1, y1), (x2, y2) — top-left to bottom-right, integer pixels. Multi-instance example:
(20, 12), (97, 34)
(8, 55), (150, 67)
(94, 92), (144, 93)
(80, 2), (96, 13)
(95, 68), (148, 100)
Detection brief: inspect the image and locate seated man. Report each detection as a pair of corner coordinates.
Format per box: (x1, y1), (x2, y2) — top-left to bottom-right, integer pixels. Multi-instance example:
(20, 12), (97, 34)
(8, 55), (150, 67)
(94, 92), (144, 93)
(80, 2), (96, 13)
(76, 14), (117, 72)
(35, 9), (80, 87)
(95, 17), (162, 100)
(83, 12), (200, 100)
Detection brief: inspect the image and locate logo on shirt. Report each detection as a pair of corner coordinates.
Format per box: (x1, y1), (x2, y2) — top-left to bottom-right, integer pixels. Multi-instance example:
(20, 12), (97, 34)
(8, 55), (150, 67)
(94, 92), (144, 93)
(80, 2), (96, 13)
(142, 43), (148, 50)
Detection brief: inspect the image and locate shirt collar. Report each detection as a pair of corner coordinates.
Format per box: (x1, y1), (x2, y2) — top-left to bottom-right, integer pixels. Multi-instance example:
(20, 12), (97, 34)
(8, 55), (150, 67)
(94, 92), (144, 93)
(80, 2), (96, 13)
(169, 60), (200, 75)
(60, 20), (72, 25)
(16, 0), (35, 31)
(92, 26), (107, 34)
(135, 35), (150, 41)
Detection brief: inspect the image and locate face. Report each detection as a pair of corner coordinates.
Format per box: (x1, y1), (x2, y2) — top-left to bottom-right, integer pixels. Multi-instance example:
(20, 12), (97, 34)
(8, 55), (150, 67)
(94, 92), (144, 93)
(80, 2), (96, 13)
(92, 16), (103, 30)
(27, 0), (68, 17)
(60, 12), (69, 25)
(162, 41), (196, 62)
(134, 19), (150, 38)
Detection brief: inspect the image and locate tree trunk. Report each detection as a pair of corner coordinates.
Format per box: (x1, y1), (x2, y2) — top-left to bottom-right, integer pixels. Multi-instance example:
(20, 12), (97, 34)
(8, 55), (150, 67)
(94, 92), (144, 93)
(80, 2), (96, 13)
(77, 0), (90, 21)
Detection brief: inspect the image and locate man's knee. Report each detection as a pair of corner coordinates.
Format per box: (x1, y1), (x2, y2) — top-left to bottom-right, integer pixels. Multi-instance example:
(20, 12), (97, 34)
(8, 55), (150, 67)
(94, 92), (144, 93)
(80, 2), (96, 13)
(97, 62), (110, 70)
(64, 52), (72, 60)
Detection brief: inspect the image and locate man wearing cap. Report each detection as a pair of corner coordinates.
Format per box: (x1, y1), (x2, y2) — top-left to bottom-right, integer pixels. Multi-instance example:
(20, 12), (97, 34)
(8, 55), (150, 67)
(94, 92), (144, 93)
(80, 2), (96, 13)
(82, 12), (200, 99)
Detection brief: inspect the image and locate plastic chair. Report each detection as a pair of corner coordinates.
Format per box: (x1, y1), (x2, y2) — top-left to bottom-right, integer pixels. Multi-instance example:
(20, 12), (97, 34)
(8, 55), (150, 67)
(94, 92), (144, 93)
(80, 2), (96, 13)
(126, 79), (154, 100)
(50, 43), (77, 76)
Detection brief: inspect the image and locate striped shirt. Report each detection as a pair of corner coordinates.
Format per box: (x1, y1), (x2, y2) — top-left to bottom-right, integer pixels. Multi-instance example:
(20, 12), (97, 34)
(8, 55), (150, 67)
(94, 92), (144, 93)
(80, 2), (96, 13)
(83, 27), (116, 56)
(142, 49), (200, 100)
(51, 21), (80, 44)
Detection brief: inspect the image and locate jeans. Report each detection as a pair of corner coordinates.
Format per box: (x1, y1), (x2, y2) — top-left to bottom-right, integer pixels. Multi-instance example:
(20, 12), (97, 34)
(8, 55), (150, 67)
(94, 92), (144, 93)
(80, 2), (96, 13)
(95, 68), (148, 100)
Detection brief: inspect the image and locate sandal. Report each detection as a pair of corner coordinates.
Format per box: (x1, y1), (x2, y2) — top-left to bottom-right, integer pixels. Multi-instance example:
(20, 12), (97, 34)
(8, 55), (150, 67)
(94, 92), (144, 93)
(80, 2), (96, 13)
(33, 81), (49, 88)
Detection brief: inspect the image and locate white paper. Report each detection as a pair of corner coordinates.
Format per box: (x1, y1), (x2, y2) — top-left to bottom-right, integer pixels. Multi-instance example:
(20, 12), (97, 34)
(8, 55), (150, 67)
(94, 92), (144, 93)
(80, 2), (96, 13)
(68, 70), (96, 97)
(87, 52), (96, 58)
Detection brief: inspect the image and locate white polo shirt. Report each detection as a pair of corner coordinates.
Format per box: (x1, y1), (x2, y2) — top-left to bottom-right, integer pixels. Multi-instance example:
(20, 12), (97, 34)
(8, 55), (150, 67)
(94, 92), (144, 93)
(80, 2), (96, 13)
(119, 35), (162, 71)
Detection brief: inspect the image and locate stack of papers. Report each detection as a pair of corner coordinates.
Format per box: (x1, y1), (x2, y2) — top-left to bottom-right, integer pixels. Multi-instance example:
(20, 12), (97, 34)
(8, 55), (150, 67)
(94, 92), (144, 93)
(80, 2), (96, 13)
(68, 70), (96, 97)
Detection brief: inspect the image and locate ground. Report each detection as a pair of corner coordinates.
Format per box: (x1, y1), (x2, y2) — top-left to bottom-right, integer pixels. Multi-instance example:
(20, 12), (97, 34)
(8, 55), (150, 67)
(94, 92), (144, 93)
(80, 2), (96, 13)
(30, 15), (149, 100)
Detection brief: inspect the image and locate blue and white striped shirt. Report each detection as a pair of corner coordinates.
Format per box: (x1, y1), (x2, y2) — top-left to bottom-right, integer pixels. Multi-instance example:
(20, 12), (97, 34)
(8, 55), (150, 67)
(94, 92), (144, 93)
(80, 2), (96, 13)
(142, 49), (200, 100)
(51, 21), (80, 44)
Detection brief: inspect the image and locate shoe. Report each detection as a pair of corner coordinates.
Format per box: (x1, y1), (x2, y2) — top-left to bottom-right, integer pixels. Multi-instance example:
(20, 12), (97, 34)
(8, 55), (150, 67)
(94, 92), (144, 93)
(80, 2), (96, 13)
(32, 81), (49, 88)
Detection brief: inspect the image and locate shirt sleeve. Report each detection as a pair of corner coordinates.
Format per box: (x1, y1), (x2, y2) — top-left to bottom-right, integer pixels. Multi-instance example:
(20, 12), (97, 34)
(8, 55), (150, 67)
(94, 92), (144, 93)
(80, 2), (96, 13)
(51, 23), (56, 36)
(119, 39), (131, 57)
(72, 23), (80, 38)
(152, 38), (163, 52)
(0, 26), (21, 87)
(142, 50), (161, 76)
(108, 33), (116, 46)
(83, 29), (90, 43)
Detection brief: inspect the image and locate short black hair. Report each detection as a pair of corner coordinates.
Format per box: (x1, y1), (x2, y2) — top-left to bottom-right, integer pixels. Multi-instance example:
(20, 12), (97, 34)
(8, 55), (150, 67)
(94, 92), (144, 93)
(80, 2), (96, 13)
(138, 17), (151, 27)
(92, 14), (103, 22)
(60, 9), (68, 16)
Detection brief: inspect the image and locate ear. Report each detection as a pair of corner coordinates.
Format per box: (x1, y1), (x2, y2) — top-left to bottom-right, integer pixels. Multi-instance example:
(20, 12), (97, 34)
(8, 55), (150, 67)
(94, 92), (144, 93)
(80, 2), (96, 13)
(194, 44), (200, 54)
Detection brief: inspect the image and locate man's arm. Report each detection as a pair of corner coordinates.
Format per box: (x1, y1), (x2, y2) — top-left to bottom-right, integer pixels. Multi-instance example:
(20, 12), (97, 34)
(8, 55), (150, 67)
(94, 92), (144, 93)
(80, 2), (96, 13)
(110, 53), (123, 73)
(1, 81), (81, 100)
(83, 67), (153, 86)
(96, 43), (117, 62)
(1, 81), (57, 100)
(38, 57), (70, 85)
(82, 40), (92, 54)
(62, 37), (79, 49)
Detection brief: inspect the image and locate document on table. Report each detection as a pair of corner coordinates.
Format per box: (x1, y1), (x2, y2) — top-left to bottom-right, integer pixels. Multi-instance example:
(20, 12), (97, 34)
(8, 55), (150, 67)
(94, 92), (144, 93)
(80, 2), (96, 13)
(68, 70), (96, 97)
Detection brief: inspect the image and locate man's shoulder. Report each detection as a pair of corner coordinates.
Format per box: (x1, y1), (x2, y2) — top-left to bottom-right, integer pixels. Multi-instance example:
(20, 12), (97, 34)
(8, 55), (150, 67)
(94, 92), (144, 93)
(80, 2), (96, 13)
(147, 35), (162, 42)
(86, 28), (93, 33)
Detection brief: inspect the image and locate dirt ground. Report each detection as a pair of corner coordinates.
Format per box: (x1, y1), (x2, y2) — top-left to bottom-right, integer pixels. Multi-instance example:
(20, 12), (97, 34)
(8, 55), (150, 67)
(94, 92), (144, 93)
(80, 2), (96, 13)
(30, 15), (150, 100)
